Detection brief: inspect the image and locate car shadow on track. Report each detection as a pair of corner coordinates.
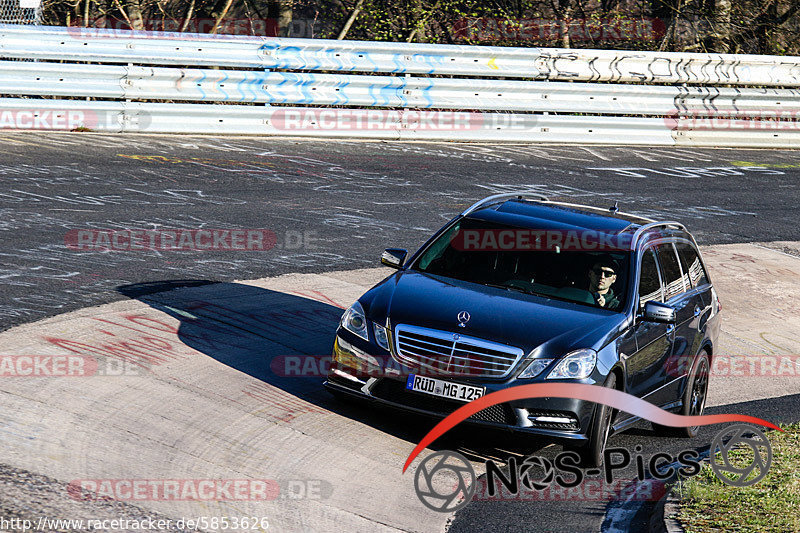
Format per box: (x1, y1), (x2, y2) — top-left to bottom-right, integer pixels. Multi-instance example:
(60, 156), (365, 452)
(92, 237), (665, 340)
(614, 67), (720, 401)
(117, 279), (553, 460)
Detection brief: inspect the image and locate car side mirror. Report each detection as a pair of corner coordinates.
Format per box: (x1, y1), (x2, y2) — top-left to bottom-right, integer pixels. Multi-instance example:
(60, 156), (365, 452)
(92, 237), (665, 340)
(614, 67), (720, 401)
(381, 248), (407, 269)
(642, 301), (676, 324)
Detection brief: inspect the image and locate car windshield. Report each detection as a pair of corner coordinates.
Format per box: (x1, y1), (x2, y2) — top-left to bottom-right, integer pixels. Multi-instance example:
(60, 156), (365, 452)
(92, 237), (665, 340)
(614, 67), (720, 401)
(411, 218), (630, 310)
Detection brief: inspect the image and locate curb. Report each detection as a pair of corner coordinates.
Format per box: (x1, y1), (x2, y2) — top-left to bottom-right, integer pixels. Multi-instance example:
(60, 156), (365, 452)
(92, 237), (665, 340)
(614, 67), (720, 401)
(661, 486), (686, 533)
(647, 484), (686, 533)
(647, 483), (667, 533)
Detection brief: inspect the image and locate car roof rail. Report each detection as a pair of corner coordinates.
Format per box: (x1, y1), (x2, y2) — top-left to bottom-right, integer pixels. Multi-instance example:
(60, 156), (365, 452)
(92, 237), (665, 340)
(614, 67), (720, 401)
(630, 221), (687, 249)
(542, 200), (655, 224)
(461, 192), (550, 216)
(461, 195), (657, 227)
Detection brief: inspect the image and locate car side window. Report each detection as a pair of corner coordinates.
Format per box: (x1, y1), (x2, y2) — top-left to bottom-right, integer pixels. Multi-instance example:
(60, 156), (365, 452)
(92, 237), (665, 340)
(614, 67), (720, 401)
(656, 243), (686, 300)
(676, 242), (709, 288)
(638, 249), (663, 308)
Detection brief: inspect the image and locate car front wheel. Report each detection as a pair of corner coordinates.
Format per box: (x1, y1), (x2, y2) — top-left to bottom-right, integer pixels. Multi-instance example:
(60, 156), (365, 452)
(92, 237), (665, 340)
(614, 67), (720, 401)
(579, 372), (618, 467)
(653, 350), (710, 438)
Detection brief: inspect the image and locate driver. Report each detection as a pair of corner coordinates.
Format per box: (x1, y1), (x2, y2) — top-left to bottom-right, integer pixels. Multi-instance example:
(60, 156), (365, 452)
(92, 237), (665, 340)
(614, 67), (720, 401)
(588, 258), (620, 309)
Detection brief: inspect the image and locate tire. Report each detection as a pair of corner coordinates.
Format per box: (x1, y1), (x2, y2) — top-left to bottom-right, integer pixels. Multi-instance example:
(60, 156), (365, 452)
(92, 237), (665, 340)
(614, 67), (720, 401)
(579, 372), (618, 467)
(653, 350), (710, 438)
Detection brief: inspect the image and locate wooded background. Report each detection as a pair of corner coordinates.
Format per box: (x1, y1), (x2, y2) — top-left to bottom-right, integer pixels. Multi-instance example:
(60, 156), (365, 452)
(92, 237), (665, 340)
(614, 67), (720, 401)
(40, 0), (800, 55)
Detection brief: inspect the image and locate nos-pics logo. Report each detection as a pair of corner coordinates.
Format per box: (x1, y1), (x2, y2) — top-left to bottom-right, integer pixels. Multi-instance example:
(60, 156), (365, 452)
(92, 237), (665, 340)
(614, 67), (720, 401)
(413, 424), (772, 512)
(414, 451), (477, 512)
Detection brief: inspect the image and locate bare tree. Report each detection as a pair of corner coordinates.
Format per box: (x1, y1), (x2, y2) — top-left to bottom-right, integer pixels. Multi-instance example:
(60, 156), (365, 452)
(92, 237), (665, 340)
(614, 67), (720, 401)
(551, 0), (577, 47)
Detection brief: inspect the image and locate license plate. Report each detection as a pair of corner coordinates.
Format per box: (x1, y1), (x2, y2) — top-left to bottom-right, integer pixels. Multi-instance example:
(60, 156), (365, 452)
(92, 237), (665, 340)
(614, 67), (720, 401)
(405, 374), (485, 402)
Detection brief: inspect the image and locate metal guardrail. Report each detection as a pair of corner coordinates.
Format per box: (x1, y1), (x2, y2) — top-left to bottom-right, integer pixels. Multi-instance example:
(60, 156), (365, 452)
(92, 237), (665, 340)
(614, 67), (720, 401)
(0, 97), (678, 142)
(2, 60), (799, 117)
(3, 96), (797, 147)
(1, 23), (800, 146)
(3, 23), (800, 86)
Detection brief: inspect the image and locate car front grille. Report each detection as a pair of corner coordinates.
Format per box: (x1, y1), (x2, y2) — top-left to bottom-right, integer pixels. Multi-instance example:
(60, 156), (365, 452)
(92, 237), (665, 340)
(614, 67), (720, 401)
(370, 379), (517, 426)
(393, 324), (524, 378)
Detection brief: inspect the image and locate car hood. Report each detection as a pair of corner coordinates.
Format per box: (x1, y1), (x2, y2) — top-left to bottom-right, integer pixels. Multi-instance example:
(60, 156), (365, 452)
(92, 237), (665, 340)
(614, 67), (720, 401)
(368, 270), (627, 356)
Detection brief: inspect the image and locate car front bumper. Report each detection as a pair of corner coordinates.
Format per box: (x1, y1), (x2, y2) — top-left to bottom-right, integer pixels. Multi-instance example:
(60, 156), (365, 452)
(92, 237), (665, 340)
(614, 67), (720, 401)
(324, 367), (596, 443)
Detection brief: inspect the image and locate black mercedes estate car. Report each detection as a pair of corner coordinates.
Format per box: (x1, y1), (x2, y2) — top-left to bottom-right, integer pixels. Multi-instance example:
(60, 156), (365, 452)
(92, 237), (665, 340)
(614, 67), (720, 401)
(325, 193), (721, 465)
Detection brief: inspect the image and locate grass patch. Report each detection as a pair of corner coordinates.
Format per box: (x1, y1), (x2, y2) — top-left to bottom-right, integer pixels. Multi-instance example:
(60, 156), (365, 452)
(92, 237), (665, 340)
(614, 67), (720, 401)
(673, 423), (800, 532)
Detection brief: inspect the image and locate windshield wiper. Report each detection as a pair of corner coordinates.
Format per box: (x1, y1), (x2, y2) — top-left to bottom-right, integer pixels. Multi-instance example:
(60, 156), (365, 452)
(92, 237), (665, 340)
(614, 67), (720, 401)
(486, 283), (572, 302)
(484, 283), (528, 294)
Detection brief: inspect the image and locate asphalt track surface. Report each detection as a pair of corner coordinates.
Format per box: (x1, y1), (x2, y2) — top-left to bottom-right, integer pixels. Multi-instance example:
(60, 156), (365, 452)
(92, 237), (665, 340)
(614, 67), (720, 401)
(1, 133), (800, 532)
(2, 133), (800, 331)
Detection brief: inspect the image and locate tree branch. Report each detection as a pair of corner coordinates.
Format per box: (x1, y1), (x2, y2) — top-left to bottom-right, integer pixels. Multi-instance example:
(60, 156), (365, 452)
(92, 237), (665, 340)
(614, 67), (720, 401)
(337, 0), (364, 39)
(210, 0), (235, 34)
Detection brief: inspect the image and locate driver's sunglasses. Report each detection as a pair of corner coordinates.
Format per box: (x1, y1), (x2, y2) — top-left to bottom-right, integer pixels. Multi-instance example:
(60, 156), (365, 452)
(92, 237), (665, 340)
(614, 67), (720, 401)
(593, 268), (616, 278)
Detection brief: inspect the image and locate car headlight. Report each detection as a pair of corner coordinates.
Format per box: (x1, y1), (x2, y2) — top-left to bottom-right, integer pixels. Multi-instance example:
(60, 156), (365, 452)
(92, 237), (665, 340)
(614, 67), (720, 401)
(373, 323), (390, 351)
(546, 349), (597, 380)
(340, 302), (369, 342)
(518, 358), (553, 379)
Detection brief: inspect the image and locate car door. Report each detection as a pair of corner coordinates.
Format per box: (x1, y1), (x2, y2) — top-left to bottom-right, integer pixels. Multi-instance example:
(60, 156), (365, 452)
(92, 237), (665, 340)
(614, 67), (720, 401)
(676, 240), (713, 350)
(655, 242), (699, 406)
(662, 241), (714, 399)
(624, 247), (672, 404)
